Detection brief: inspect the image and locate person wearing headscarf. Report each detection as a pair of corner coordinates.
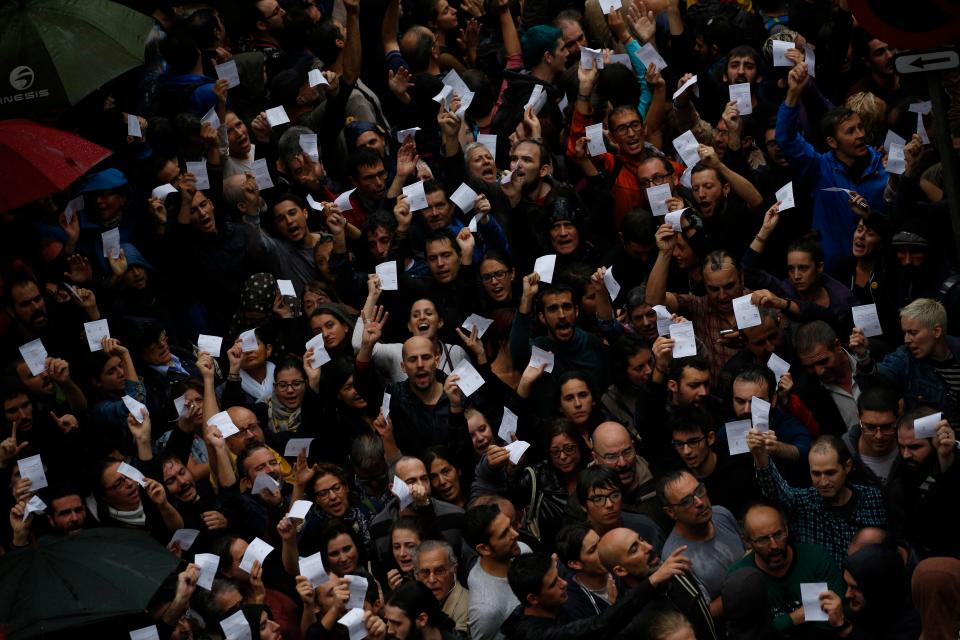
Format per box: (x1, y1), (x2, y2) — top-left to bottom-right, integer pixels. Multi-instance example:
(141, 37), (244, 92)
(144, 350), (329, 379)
(911, 557), (960, 640)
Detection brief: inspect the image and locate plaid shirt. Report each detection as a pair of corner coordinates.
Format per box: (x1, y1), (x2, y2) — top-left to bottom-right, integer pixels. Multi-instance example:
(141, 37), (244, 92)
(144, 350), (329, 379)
(757, 460), (887, 569)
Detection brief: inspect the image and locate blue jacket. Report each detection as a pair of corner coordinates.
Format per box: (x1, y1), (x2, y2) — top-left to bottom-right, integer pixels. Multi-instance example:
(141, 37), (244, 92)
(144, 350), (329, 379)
(775, 102), (888, 272)
(867, 336), (960, 414)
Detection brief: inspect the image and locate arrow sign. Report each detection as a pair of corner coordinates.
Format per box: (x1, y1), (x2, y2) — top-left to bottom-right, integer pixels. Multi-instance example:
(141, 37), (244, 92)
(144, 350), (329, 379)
(894, 50), (959, 74)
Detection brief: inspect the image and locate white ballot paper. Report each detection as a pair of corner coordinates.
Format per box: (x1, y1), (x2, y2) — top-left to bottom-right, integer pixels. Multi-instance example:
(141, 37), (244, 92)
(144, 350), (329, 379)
(452, 360), (485, 397)
(584, 123), (607, 157)
(636, 43), (667, 72)
(467, 214), (479, 235)
(19, 339), (47, 376)
(500, 170), (512, 184)
(252, 473), (280, 496)
(300, 551), (330, 587)
(598, 0), (621, 14)
(821, 187), (853, 196)
(285, 438), (314, 457)
(122, 395), (147, 422)
(525, 84), (548, 114)
(559, 94), (569, 111)
(381, 391), (391, 420)
(654, 305), (672, 336)
(450, 183), (478, 214)
(345, 575), (369, 609)
(751, 396), (771, 432)
(402, 180), (428, 211)
(185, 161), (210, 190)
(505, 440), (532, 464)
(265, 106), (290, 127)
(239, 329), (259, 352)
(392, 474), (413, 510)
(883, 129), (906, 151)
(338, 608), (367, 640)
(917, 112), (930, 145)
(201, 106), (220, 130)
(64, 195), (83, 224)
(129, 625), (160, 640)
(886, 143), (905, 175)
(432, 84), (453, 106)
(308, 68), (329, 87)
(288, 499), (312, 520)
(603, 266), (621, 301)
(664, 209), (684, 230)
(499, 407), (519, 442)
(801, 583), (829, 622)
(195, 553), (220, 590)
(396, 127), (420, 143)
(477, 134), (497, 159)
(776, 181), (795, 211)
(442, 69), (469, 96)
(647, 183), (673, 217)
(914, 412), (942, 439)
(127, 114), (142, 138)
(726, 420), (752, 455)
(608, 54), (630, 67)
(672, 130), (701, 167)
(852, 304), (883, 337)
(305, 334), (331, 368)
(118, 461), (146, 486)
(771, 40), (795, 67)
(375, 261), (399, 290)
(462, 313), (493, 337)
(767, 353), (791, 383)
(215, 60), (240, 87)
(208, 411), (240, 438)
(300, 134), (319, 162)
(221, 609), (253, 640)
(669, 322), (696, 358)
(306, 194), (324, 211)
(909, 101), (932, 114)
(680, 165), (693, 189)
(170, 528), (200, 551)
(24, 495), (47, 520)
(152, 183), (178, 201)
(580, 47), (604, 70)
(529, 346), (555, 373)
(335, 188), (356, 211)
(729, 83), (752, 115)
(84, 319), (111, 352)
(733, 294), (762, 329)
(239, 537), (275, 573)
(277, 279), (297, 297)
(251, 158), (274, 190)
(197, 334), (223, 357)
(673, 74), (698, 100)
(803, 44), (816, 75)
(102, 228), (120, 259)
(534, 254), (557, 283)
(18, 454), (48, 490)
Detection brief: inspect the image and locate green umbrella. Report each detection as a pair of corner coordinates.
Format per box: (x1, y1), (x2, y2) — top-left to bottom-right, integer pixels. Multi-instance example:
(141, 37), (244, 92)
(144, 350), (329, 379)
(0, 0), (155, 118)
(0, 528), (180, 639)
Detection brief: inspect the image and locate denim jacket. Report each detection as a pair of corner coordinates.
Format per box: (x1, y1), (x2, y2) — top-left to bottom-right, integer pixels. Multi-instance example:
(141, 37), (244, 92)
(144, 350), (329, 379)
(861, 336), (960, 412)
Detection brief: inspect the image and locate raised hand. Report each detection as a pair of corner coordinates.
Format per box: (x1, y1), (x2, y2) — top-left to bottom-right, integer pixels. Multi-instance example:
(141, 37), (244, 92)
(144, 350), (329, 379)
(64, 254), (93, 284)
(648, 545), (692, 586)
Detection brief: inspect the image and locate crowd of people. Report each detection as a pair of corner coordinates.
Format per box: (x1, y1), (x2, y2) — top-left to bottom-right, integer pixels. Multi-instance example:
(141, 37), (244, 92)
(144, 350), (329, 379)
(3, 0), (960, 638)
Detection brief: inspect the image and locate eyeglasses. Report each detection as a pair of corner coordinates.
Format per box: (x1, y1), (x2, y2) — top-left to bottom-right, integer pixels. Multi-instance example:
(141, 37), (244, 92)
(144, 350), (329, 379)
(262, 3), (283, 19)
(416, 565), (450, 579)
(315, 482), (344, 499)
(611, 120), (644, 137)
(860, 421), (896, 434)
(638, 174), (672, 189)
(563, 33), (586, 51)
(233, 422), (260, 437)
(275, 380), (306, 391)
(481, 269), (511, 283)
(749, 529), (788, 548)
(598, 447), (635, 464)
(666, 482), (706, 509)
(586, 490), (621, 505)
(671, 436), (707, 450)
(548, 444), (579, 458)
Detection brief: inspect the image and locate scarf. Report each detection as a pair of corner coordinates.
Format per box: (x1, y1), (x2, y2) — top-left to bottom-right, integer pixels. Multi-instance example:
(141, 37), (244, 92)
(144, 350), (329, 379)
(108, 503), (146, 526)
(267, 391), (301, 433)
(240, 362), (276, 403)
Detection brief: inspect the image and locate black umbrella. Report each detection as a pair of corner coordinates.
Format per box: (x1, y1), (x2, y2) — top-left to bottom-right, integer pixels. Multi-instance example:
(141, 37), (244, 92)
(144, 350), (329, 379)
(0, 528), (180, 639)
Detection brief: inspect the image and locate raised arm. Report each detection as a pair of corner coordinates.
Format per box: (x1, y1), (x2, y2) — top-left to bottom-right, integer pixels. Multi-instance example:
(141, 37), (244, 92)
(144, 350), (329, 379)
(341, 0), (361, 85)
(382, 0), (401, 54)
(644, 224), (680, 312)
(699, 144), (763, 212)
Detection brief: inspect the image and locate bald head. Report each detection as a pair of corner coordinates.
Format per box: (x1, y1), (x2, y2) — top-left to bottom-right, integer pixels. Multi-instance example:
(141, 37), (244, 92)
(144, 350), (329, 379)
(592, 422), (637, 489)
(848, 527), (889, 556)
(402, 336), (439, 391)
(597, 527), (658, 580)
(225, 406), (262, 453)
(597, 527), (635, 570)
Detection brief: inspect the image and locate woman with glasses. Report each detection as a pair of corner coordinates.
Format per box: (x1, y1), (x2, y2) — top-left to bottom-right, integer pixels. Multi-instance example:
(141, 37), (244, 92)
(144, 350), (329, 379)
(478, 250), (517, 311)
(296, 462), (375, 558)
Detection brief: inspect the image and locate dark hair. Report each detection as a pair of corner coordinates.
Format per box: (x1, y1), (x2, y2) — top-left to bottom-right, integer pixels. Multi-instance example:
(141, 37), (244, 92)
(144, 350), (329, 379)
(158, 25), (201, 74)
(402, 26), (436, 73)
(313, 19), (345, 66)
(620, 209), (655, 245)
(787, 232), (825, 265)
(536, 282), (577, 314)
(390, 515), (424, 541)
(639, 155), (674, 176)
(732, 365), (775, 399)
(271, 192), (308, 215)
(545, 419), (591, 472)
(480, 249), (513, 272)
(655, 468), (696, 505)
(275, 354), (307, 379)
(423, 178), (446, 198)
(170, 377), (204, 399)
(820, 106), (859, 141)
(508, 552), (553, 604)
(363, 208), (398, 237)
(235, 440), (272, 480)
(557, 370), (592, 394)
(464, 503), (501, 548)
(347, 147), (385, 178)
(793, 320), (837, 356)
(386, 581), (455, 630)
(309, 462), (349, 495)
(669, 405), (717, 437)
(425, 228), (460, 255)
(423, 445), (460, 478)
(702, 248), (739, 273)
(576, 465), (622, 505)
(513, 138), (552, 168)
(809, 435), (852, 466)
(611, 334), (652, 387)
(898, 405), (940, 434)
(318, 519), (368, 571)
(690, 162), (728, 185)
(185, 8), (222, 50)
(667, 355), (710, 383)
(556, 523), (592, 567)
(857, 379), (901, 416)
(726, 45), (763, 71)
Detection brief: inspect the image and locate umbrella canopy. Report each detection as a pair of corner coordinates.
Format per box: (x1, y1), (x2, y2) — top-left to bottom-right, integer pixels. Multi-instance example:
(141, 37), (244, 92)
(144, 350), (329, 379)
(0, 528), (180, 639)
(0, 0), (155, 118)
(0, 119), (112, 212)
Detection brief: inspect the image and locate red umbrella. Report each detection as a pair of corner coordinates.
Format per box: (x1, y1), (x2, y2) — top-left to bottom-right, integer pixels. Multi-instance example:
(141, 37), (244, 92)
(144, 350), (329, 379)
(0, 119), (112, 212)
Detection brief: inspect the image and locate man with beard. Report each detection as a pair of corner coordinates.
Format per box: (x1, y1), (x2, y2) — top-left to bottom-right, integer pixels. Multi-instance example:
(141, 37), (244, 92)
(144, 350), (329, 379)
(465, 503), (523, 640)
(726, 503), (843, 638)
(508, 274), (607, 416)
(3, 273), (98, 359)
(384, 580), (460, 640)
(260, 194), (329, 295)
(11, 353), (88, 415)
(897, 407), (960, 558)
(852, 298), (960, 427)
(1, 388), (83, 482)
(413, 180), (508, 264)
(160, 453), (231, 551)
(658, 470), (744, 614)
(775, 62), (888, 271)
(846, 32), (904, 107)
(597, 527), (718, 640)
(9, 485), (90, 547)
